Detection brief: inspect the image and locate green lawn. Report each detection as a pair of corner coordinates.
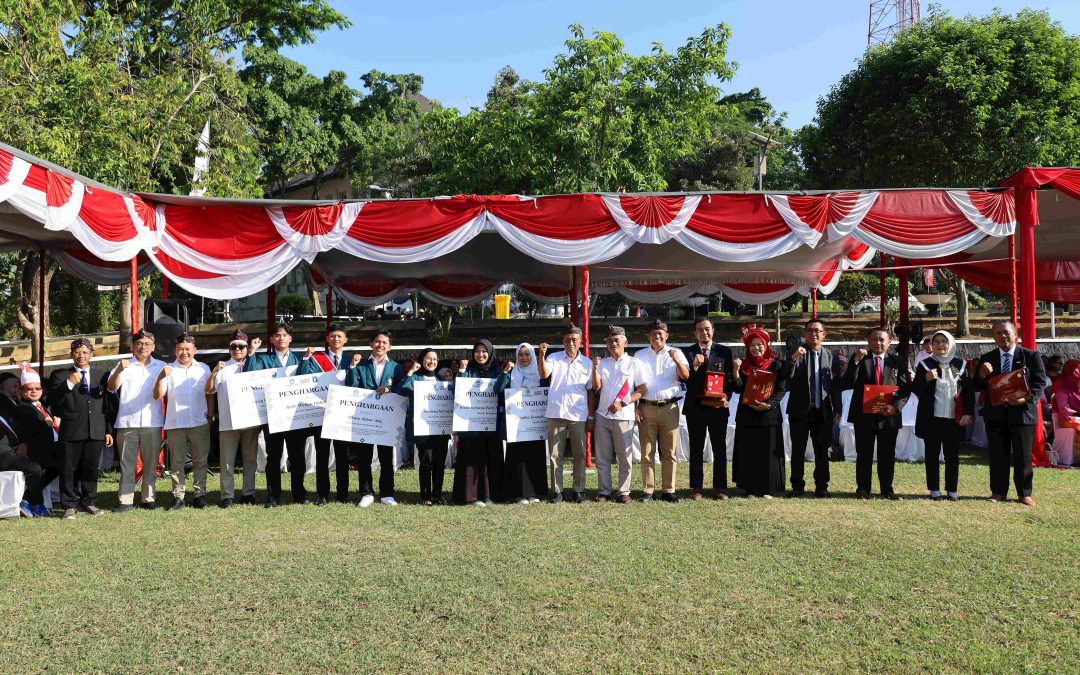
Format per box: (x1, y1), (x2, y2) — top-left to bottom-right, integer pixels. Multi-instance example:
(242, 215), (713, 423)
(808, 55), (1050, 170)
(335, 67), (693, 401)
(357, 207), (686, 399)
(2, 457), (1077, 673)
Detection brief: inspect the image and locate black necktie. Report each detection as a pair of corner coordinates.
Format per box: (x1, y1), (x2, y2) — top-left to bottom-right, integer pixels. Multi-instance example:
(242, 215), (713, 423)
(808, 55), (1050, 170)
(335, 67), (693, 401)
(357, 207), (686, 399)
(81, 370), (90, 394)
(332, 353), (339, 368)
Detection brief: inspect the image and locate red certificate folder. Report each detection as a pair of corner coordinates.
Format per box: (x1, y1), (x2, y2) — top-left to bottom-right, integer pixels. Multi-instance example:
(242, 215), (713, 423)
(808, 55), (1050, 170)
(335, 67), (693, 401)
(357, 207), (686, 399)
(988, 369), (1031, 406)
(862, 385), (899, 414)
(741, 369), (776, 406)
(703, 371), (725, 398)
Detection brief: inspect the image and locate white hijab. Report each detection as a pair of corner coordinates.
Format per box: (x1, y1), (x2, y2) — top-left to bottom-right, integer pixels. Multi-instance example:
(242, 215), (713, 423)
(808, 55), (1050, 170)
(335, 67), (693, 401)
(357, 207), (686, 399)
(510, 342), (542, 388)
(930, 330), (957, 365)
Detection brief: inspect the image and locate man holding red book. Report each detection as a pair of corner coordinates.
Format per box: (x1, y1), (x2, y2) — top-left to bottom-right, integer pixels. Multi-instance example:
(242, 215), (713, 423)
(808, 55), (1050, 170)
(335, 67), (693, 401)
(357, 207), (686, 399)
(973, 319), (1047, 505)
(840, 327), (909, 500)
(589, 326), (647, 503)
(682, 317), (736, 500)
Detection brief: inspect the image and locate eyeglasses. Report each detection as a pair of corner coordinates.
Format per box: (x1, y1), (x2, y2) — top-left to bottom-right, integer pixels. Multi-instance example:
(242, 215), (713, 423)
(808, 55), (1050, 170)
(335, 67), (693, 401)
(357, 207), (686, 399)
(229, 344), (248, 349)
(23, 386), (42, 392)
(805, 329), (825, 334)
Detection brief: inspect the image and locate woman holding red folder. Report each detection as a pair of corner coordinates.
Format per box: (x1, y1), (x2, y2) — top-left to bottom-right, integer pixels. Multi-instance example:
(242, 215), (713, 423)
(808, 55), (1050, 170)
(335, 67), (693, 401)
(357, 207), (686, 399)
(911, 330), (974, 501)
(731, 325), (791, 498)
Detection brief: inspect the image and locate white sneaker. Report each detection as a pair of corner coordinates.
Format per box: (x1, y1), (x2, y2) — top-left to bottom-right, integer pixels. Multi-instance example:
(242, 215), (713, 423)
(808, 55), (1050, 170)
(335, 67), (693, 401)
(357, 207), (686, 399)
(358, 495), (375, 508)
(517, 499), (530, 505)
(473, 500), (487, 507)
(762, 494), (773, 500)
(530, 498), (540, 504)
(380, 496), (398, 506)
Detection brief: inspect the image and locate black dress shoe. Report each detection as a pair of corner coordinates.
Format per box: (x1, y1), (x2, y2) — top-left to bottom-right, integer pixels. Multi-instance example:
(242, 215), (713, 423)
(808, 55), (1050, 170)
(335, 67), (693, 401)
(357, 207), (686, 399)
(640, 494), (654, 503)
(112, 504), (134, 514)
(139, 500), (159, 510)
(167, 498), (185, 511)
(786, 490), (805, 498)
(659, 493), (680, 503)
(264, 498), (280, 509)
(314, 497), (328, 506)
(192, 496), (207, 509)
(219, 498), (233, 509)
(549, 492), (564, 504)
(294, 498), (310, 506)
(240, 495), (257, 505)
(572, 492), (584, 504)
(815, 491), (831, 499)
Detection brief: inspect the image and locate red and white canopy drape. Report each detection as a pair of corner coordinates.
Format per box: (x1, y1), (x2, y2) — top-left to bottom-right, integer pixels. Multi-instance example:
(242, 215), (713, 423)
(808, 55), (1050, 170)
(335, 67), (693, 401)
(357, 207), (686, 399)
(0, 145), (1018, 303)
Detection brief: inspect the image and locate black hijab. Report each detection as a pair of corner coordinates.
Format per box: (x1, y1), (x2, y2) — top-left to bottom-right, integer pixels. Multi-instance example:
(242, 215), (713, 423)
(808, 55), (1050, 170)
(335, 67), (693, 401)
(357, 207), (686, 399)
(416, 348), (439, 377)
(469, 339), (499, 373)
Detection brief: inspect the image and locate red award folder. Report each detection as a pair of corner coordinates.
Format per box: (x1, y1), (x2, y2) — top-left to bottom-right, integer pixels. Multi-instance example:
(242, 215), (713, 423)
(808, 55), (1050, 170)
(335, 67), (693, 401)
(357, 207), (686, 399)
(741, 369), (776, 406)
(988, 369), (1031, 406)
(862, 385), (899, 414)
(704, 371), (725, 398)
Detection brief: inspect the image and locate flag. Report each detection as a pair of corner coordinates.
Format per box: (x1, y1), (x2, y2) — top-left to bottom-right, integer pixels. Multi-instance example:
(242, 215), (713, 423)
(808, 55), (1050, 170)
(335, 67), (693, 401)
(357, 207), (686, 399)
(615, 378), (630, 400)
(923, 267), (935, 288)
(190, 120), (210, 196)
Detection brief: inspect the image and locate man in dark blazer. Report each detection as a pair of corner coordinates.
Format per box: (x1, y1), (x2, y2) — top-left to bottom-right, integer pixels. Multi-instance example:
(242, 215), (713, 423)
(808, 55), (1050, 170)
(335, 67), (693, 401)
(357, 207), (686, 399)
(973, 319), (1047, 505)
(47, 338), (113, 519)
(785, 318), (840, 497)
(841, 327), (910, 500)
(297, 323), (354, 504)
(346, 330), (403, 507)
(681, 317), (735, 500)
(244, 322), (308, 507)
(0, 414), (41, 518)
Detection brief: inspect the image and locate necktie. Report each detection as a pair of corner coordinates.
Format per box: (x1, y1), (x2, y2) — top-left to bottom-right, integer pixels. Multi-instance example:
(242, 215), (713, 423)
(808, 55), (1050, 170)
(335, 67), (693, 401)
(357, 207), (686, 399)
(810, 350), (821, 408)
(332, 353), (339, 369)
(874, 357), (883, 385)
(1003, 352), (1012, 373)
(35, 402), (58, 429)
(81, 370), (90, 394)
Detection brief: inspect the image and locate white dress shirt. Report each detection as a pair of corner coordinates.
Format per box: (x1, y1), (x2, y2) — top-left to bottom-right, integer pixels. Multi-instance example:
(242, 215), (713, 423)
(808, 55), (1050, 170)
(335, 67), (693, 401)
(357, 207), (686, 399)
(373, 356), (388, 384)
(596, 354), (643, 422)
(109, 357), (167, 429)
(162, 360), (211, 430)
(543, 351), (594, 421)
(634, 346), (688, 401)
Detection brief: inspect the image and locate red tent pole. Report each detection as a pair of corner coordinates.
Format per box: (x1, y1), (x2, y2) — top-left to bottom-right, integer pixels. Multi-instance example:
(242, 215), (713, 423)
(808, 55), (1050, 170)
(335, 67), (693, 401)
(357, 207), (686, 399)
(130, 257), (139, 333)
(897, 257), (909, 368)
(581, 265), (593, 469)
(811, 289), (818, 319)
(266, 284), (277, 351)
(879, 256), (888, 328)
(38, 251), (46, 374)
(1008, 234), (1018, 327)
(1014, 183), (1048, 466)
(161, 275), (170, 300)
(325, 286), (334, 332)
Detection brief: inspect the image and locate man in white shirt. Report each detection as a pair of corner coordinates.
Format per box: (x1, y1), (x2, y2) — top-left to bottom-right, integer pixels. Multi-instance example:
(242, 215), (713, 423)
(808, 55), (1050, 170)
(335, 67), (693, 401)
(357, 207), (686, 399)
(589, 325), (647, 504)
(107, 329), (166, 512)
(204, 330), (259, 508)
(154, 332), (213, 510)
(634, 319), (690, 503)
(537, 325), (594, 503)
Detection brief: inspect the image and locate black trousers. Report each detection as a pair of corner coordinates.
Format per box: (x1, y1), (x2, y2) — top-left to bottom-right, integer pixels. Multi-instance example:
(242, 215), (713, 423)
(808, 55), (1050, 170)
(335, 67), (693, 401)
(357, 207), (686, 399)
(263, 427), (309, 502)
(985, 422), (1034, 498)
(416, 435), (449, 501)
(685, 410), (728, 492)
(0, 453), (43, 504)
(453, 435), (494, 504)
(789, 408), (832, 493)
(922, 418), (961, 493)
(314, 436), (351, 501)
(853, 424), (898, 495)
(355, 443), (395, 498)
(59, 439), (102, 509)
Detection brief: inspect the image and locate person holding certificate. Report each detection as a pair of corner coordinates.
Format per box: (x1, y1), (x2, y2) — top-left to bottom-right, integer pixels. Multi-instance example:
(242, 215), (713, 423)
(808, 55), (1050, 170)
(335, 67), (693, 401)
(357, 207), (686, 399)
(911, 330), (974, 501)
(401, 348), (453, 506)
(973, 319), (1047, 505)
(681, 317), (735, 500)
(153, 332), (213, 510)
(590, 327), (646, 504)
(346, 330), (403, 507)
(454, 339), (502, 505)
(297, 323), (353, 505)
(204, 330), (259, 508)
(495, 342), (550, 504)
(731, 325), (789, 498)
(244, 323), (307, 507)
(841, 327), (910, 500)
(538, 326), (594, 504)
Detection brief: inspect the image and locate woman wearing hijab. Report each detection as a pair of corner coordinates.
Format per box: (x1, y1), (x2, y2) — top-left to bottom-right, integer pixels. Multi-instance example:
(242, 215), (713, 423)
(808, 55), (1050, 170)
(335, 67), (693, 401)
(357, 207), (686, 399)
(401, 349), (454, 505)
(1051, 359), (1080, 466)
(495, 343), (549, 504)
(911, 330), (974, 501)
(453, 339), (502, 505)
(731, 325), (790, 498)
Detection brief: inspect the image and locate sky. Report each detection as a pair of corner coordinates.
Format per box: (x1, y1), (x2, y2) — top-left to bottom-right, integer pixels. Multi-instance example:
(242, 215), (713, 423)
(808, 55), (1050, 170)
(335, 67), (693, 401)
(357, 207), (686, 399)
(282, 0), (1080, 129)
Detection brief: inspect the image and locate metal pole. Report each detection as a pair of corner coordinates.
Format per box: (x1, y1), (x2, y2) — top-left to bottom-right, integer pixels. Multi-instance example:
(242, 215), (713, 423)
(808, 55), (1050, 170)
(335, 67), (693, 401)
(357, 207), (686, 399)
(1051, 301), (1056, 339)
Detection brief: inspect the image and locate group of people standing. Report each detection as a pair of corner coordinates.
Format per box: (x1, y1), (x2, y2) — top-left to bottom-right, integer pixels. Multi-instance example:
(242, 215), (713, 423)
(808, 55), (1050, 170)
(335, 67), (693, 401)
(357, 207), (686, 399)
(0, 316), (1047, 518)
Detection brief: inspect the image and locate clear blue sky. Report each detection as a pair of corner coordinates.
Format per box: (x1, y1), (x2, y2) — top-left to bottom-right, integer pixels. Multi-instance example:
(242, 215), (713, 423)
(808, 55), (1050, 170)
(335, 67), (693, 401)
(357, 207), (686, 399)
(281, 0), (1080, 128)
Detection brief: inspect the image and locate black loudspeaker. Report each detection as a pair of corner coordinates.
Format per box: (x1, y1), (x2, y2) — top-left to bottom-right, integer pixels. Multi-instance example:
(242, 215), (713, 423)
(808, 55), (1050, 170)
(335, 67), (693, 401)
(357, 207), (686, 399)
(142, 299), (189, 361)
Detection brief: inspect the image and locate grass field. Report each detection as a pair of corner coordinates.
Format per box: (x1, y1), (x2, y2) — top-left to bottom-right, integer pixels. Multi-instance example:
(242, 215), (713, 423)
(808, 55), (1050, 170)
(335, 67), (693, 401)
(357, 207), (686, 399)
(1, 456), (1077, 673)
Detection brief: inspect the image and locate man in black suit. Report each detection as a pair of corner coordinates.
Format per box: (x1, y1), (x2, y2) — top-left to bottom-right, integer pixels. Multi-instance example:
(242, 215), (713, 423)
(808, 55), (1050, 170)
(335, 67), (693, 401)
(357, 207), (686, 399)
(785, 318), (839, 497)
(682, 317), (736, 500)
(0, 415), (41, 518)
(47, 338), (113, 519)
(841, 327), (910, 500)
(973, 319), (1047, 505)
